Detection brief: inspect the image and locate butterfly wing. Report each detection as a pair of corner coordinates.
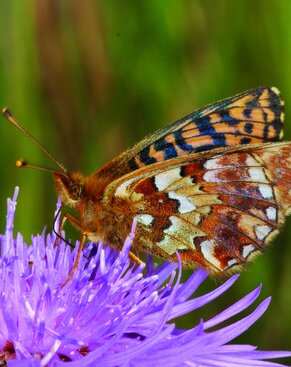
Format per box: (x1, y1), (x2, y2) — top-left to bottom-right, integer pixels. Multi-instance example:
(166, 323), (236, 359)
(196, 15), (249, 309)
(105, 142), (291, 274)
(127, 87), (284, 168)
(94, 87), (284, 183)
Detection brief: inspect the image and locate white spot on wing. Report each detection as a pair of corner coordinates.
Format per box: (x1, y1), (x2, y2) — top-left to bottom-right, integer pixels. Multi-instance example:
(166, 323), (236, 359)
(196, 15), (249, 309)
(200, 240), (221, 269)
(242, 244), (255, 259)
(115, 178), (136, 198)
(203, 170), (219, 182)
(246, 156), (260, 166)
(248, 167), (266, 181)
(157, 216), (188, 254)
(154, 168), (181, 191)
(204, 158), (222, 170)
(258, 184), (273, 199)
(135, 214), (154, 226)
(204, 155), (259, 169)
(280, 112), (285, 125)
(157, 236), (188, 255)
(266, 206), (277, 221)
(255, 225), (272, 240)
(168, 191), (196, 213)
(157, 216), (200, 254)
(227, 258), (238, 268)
(271, 86), (280, 95)
(164, 216), (180, 234)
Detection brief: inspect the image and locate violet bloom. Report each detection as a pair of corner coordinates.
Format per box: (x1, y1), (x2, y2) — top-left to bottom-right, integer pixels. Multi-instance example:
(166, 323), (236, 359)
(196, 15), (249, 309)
(0, 188), (290, 367)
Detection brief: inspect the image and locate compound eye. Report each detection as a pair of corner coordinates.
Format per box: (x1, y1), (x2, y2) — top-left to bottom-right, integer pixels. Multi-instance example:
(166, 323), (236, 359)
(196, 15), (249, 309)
(70, 183), (83, 201)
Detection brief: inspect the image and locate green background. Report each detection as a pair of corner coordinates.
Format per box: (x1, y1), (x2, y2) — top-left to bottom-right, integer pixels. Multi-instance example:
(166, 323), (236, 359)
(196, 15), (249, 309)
(0, 0), (291, 356)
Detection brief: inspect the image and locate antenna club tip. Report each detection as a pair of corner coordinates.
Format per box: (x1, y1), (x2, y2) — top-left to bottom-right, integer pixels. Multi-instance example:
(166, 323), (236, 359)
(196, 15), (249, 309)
(15, 159), (27, 168)
(2, 107), (12, 118)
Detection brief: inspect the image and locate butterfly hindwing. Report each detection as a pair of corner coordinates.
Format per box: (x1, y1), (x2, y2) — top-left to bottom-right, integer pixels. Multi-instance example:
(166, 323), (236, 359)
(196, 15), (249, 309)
(107, 142), (291, 274)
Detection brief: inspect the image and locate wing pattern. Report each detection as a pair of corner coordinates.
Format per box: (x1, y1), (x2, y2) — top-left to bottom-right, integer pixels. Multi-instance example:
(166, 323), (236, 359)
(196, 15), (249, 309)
(127, 87), (284, 170)
(109, 142), (291, 274)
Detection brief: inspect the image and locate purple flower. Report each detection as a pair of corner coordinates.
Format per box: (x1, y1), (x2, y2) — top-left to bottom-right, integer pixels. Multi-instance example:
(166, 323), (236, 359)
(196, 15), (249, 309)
(0, 188), (290, 367)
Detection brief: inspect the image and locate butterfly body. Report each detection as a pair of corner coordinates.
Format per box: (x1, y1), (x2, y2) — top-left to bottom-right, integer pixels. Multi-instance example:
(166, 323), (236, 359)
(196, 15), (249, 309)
(53, 86), (290, 275)
(54, 171), (132, 247)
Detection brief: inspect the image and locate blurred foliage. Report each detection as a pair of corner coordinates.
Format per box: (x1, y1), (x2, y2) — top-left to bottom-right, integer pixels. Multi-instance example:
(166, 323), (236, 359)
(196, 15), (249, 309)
(0, 0), (291, 355)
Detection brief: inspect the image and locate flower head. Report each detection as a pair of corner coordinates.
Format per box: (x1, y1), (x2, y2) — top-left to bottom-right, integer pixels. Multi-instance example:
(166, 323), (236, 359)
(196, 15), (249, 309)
(0, 188), (290, 366)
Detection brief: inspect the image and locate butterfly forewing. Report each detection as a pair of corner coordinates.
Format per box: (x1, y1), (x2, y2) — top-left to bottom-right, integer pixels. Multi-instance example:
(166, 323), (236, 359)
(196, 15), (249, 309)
(126, 87), (284, 171)
(107, 142), (291, 274)
(93, 87), (284, 184)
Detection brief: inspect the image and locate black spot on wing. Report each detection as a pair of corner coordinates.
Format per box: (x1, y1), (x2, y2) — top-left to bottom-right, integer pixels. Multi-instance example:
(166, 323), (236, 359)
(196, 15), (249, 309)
(272, 119), (283, 136)
(218, 110), (240, 126)
(240, 137), (251, 144)
(140, 146), (157, 165)
(263, 124), (269, 141)
(128, 158), (139, 170)
(173, 131), (194, 152)
(154, 138), (178, 159)
(211, 133), (227, 147)
(245, 89), (263, 108)
(164, 145), (178, 159)
(192, 115), (227, 148)
(195, 115), (216, 133)
(243, 108), (252, 118)
(244, 122), (253, 134)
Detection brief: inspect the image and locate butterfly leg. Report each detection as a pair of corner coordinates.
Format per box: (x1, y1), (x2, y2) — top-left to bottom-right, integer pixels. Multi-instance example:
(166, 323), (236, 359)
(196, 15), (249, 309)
(128, 251), (143, 265)
(54, 213), (83, 247)
(62, 231), (87, 288)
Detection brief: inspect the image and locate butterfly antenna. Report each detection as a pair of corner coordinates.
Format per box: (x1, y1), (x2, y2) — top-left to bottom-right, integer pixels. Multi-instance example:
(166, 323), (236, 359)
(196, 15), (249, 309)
(2, 107), (68, 175)
(15, 159), (69, 177)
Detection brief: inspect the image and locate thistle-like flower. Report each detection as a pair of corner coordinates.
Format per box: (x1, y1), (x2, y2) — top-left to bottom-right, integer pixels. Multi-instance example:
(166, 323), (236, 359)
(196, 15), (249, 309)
(0, 188), (290, 366)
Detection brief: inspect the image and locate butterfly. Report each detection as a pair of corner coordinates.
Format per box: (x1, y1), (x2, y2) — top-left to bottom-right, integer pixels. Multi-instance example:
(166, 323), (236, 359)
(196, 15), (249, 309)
(3, 87), (291, 283)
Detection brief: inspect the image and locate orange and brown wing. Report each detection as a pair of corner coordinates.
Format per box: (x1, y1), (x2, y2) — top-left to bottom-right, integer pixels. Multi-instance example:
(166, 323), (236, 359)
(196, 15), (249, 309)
(94, 87), (284, 183)
(107, 142), (291, 274)
(126, 87), (284, 170)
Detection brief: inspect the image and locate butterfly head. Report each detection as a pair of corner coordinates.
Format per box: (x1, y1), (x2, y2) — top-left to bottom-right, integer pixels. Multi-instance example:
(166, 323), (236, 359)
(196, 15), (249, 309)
(54, 172), (85, 208)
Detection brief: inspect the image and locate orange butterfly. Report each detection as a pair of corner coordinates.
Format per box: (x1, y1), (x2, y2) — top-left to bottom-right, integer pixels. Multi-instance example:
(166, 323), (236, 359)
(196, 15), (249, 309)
(3, 87), (291, 283)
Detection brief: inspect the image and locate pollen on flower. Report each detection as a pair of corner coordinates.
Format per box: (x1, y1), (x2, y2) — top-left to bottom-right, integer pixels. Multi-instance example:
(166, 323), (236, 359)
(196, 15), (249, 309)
(0, 187), (290, 366)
